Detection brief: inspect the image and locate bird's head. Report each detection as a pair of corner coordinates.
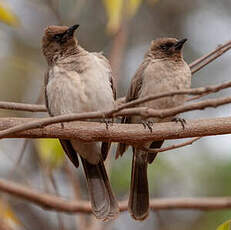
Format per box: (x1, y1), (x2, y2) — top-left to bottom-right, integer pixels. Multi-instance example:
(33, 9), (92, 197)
(149, 38), (187, 60)
(42, 24), (79, 64)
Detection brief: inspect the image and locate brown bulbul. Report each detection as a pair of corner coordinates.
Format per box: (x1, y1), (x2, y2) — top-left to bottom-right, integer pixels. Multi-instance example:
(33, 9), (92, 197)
(116, 38), (191, 220)
(42, 25), (119, 221)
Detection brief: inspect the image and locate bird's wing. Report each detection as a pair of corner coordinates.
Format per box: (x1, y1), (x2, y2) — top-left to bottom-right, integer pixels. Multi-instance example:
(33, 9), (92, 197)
(44, 69), (80, 168)
(93, 52), (116, 100)
(116, 59), (150, 158)
(93, 52), (116, 161)
(59, 140), (79, 168)
(44, 70), (52, 116)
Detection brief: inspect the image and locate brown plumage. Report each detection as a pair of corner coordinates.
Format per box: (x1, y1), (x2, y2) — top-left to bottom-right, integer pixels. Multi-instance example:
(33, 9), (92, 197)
(116, 38), (191, 220)
(42, 24), (119, 221)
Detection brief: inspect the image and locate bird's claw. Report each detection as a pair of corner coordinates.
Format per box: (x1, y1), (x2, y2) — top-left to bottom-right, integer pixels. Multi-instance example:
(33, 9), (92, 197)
(103, 119), (113, 130)
(141, 120), (154, 133)
(172, 117), (186, 129)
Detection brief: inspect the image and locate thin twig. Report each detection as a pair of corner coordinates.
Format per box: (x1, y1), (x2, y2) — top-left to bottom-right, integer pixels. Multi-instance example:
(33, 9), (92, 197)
(191, 42), (231, 74)
(113, 80), (231, 113)
(141, 137), (201, 153)
(0, 101), (46, 112)
(189, 40), (231, 68)
(121, 96), (231, 119)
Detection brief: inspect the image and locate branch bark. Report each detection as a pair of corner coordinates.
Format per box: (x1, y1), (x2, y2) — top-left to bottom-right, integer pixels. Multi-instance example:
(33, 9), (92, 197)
(0, 95), (231, 139)
(0, 117), (231, 144)
(0, 101), (46, 112)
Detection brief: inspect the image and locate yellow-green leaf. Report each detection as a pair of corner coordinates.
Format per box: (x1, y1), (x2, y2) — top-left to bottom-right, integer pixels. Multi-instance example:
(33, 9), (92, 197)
(35, 139), (65, 169)
(128, 0), (142, 17)
(102, 0), (123, 34)
(217, 220), (231, 230)
(0, 2), (19, 27)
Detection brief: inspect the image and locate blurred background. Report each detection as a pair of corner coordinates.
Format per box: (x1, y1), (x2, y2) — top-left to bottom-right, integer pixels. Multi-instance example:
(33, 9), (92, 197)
(0, 0), (231, 229)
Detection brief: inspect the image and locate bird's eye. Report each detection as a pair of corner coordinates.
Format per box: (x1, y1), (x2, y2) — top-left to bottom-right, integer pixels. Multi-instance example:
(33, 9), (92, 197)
(160, 45), (168, 51)
(53, 34), (63, 41)
(160, 42), (174, 51)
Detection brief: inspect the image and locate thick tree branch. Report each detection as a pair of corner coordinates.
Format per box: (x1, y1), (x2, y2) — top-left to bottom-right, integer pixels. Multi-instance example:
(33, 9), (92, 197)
(0, 95), (231, 139)
(0, 117), (231, 144)
(1, 178), (231, 213)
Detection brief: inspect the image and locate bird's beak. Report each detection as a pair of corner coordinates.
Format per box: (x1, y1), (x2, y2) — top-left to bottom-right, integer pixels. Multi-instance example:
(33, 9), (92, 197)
(66, 24), (80, 37)
(174, 38), (187, 50)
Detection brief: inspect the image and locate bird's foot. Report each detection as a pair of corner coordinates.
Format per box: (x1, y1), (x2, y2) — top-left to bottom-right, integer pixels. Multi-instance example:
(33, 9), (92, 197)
(61, 123), (64, 129)
(141, 120), (154, 133)
(172, 117), (186, 129)
(103, 118), (113, 130)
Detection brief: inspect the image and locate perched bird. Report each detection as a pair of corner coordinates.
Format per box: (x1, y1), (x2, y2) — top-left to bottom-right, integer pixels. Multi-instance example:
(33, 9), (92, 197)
(42, 24), (119, 221)
(116, 38), (191, 220)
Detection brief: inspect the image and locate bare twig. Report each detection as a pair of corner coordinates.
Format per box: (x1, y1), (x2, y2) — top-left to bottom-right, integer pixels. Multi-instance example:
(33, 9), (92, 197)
(121, 96), (231, 119)
(191, 42), (231, 74)
(0, 101), (46, 112)
(1, 178), (231, 213)
(113, 80), (231, 112)
(190, 40), (231, 68)
(190, 41), (231, 68)
(141, 137), (201, 153)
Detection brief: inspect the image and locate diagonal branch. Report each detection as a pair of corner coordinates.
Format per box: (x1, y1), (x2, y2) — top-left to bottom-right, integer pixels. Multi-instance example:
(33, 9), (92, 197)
(190, 40), (231, 69)
(113, 81), (231, 112)
(141, 137), (201, 153)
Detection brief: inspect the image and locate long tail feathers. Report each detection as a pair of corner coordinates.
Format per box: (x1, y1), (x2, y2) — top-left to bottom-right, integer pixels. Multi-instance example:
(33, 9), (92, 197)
(128, 149), (149, 220)
(81, 157), (119, 221)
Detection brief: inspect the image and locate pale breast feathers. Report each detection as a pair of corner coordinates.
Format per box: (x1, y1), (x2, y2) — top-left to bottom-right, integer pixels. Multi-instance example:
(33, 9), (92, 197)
(46, 54), (115, 116)
(139, 59), (191, 109)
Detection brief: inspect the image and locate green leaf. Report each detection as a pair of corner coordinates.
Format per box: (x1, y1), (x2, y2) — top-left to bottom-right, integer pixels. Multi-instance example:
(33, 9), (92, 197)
(217, 220), (231, 230)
